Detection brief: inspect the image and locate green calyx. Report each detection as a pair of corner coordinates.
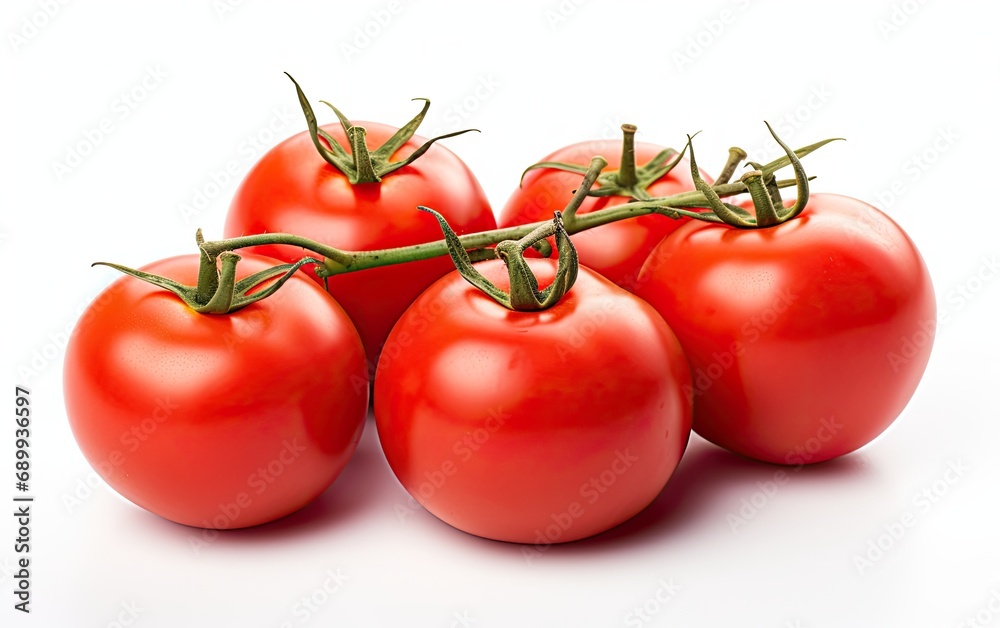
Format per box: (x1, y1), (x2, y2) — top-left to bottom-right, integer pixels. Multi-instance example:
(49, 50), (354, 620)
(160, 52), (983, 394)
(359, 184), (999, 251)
(421, 207), (578, 312)
(521, 123), (687, 201)
(94, 230), (321, 315)
(683, 123), (844, 229)
(287, 73), (477, 184)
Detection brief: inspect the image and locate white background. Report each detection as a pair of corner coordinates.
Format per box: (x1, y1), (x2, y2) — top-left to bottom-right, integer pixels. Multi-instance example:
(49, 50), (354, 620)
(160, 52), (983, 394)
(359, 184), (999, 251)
(2, 1), (998, 626)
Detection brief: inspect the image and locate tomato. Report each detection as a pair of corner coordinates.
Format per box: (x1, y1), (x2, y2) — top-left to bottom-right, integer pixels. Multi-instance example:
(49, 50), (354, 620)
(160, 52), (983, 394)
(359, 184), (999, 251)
(498, 137), (706, 291)
(225, 118), (496, 369)
(634, 193), (935, 465)
(374, 259), (692, 543)
(63, 253), (368, 528)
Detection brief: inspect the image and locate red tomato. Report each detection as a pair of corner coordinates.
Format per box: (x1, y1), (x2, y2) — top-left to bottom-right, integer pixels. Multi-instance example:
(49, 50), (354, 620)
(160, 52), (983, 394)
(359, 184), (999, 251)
(63, 254), (368, 528)
(225, 121), (496, 369)
(498, 139), (706, 290)
(634, 194), (935, 465)
(374, 260), (692, 543)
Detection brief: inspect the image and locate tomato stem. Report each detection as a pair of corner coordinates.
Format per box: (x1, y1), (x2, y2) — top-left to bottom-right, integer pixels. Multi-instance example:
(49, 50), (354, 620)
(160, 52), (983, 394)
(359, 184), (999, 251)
(201, 252), (235, 312)
(715, 147), (748, 185)
(765, 172), (784, 209)
(347, 126), (380, 184)
(194, 229), (218, 305)
(520, 123), (687, 202)
(741, 170), (780, 227)
(762, 121), (811, 222)
(686, 135), (756, 228)
(426, 208), (579, 311)
(676, 124), (844, 229)
(287, 74), (479, 185)
(618, 124), (639, 188)
(94, 233), (324, 315)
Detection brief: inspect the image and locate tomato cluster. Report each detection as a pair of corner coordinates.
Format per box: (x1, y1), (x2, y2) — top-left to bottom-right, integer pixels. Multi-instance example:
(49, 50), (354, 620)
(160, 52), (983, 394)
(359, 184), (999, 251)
(63, 78), (935, 542)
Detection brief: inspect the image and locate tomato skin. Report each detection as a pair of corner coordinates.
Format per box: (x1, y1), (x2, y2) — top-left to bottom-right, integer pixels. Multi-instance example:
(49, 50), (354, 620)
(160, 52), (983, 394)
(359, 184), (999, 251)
(63, 254), (368, 528)
(498, 139), (707, 291)
(225, 122), (496, 369)
(634, 194), (936, 464)
(374, 260), (692, 543)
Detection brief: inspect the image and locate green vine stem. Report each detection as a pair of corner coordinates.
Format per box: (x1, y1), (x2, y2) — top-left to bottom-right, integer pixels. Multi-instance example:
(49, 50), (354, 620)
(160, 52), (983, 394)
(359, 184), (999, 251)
(97, 126), (840, 315)
(194, 128), (840, 277)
